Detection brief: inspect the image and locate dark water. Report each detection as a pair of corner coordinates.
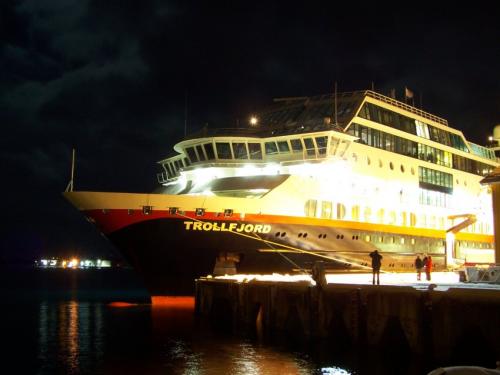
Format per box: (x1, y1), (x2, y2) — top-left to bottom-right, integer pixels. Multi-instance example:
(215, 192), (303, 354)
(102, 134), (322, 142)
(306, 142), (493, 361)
(0, 267), (495, 374)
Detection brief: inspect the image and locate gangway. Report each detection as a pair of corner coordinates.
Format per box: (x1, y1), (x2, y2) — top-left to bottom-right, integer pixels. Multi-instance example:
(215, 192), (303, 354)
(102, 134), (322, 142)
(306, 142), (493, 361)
(445, 213), (477, 268)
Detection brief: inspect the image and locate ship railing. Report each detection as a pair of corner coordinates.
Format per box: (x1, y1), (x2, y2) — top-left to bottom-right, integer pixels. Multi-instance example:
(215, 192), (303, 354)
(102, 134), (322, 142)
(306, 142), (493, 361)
(364, 90), (449, 126)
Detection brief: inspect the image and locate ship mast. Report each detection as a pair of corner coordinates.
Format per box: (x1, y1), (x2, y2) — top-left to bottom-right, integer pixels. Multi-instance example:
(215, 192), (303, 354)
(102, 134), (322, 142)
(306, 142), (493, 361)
(65, 148), (75, 192)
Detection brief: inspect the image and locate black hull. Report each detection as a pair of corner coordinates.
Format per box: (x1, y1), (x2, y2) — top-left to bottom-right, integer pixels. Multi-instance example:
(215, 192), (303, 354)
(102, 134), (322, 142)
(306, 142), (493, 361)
(108, 218), (322, 295)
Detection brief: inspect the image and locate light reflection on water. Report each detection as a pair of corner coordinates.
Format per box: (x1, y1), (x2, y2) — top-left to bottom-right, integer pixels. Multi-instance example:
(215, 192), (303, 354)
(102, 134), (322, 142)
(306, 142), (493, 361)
(34, 299), (353, 374)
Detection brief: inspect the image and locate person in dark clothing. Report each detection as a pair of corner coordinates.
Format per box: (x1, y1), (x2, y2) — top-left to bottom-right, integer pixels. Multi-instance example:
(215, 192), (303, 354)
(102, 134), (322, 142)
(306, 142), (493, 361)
(415, 255), (423, 281)
(312, 261), (327, 290)
(369, 250), (382, 285)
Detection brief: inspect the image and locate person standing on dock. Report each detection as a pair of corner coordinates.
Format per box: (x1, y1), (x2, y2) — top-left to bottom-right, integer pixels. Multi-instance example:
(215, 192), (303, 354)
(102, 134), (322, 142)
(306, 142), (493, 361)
(415, 255), (423, 281)
(425, 255), (432, 281)
(369, 250), (382, 285)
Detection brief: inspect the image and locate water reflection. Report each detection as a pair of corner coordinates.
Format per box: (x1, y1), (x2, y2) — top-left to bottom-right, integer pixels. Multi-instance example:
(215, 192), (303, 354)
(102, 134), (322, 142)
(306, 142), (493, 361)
(38, 300), (104, 374)
(35, 298), (353, 374)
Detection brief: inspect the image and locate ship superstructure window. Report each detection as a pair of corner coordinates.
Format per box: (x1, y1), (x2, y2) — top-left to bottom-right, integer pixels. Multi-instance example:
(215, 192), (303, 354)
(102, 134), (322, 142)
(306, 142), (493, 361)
(216, 142), (232, 159)
(265, 141), (278, 155)
(303, 138), (316, 156)
(315, 136), (328, 155)
(186, 147), (198, 163)
(419, 166), (453, 193)
(183, 157), (190, 167)
(195, 208), (205, 216)
(304, 199), (317, 217)
(358, 102), (469, 153)
(196, 145), (206, 161)
(232, 142), (248, 159)
(248, 143), (262, 159)
(290, 139), (303, 152)
(203, 143), (216, 160)
(321, 201), (332, 219)
(277, 141), (290, 153)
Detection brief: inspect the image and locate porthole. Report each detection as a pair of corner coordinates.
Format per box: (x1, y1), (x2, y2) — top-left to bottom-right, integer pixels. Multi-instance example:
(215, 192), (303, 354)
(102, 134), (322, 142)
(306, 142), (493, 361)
(400, 165), (405, 173)
(143, 206), (152, 215)
(298, 233), (303, 238)
(127, 209), (134, 215)
(336, 234), (340, 239)
(195, 208), (205, 216)
(379, 159), (383, 168)
(340, 234), (344, 239)
(367, 157), (371, 165)
(323, 234), (327, 239)
(389, 162), (394, 170)
(303, 233), (308, 238)
(275, 232), (281, 237)
(224, 209), (233, 217)
(281, 232), (286, 237)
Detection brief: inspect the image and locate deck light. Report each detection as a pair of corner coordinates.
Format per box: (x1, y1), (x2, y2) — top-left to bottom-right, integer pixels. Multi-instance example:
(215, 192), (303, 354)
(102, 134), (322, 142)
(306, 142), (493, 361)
(250, 116), (258, 126)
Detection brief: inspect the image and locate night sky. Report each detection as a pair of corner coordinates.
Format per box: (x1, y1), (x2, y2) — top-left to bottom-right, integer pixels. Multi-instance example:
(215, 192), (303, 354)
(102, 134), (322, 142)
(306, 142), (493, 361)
(1, 1), (499, 263)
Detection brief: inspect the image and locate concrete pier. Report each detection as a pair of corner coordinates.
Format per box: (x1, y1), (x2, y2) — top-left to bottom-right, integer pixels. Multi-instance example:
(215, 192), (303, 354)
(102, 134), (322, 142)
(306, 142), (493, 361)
(195, 278), (500, 361)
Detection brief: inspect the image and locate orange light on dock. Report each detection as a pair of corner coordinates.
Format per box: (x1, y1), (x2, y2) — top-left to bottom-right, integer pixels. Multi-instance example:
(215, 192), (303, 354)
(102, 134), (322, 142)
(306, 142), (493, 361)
(150, 296), (195, 308)
(107, 302), (139, 308)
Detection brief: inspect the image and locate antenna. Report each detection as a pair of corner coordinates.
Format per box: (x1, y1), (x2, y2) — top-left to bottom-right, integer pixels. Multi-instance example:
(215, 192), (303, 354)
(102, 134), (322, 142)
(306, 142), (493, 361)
(334, 81), (338, 126)
(65, 148), (75, 192)
(184, 89), (188, 137)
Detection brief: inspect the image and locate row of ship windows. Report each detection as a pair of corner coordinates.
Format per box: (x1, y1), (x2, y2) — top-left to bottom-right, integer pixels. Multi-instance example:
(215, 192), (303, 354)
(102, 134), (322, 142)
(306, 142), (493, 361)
(162, 136), (332, 179)
(347, 122), (494, 176)
(185, 136), (328, 163)
(358, 102), (470, 153)
(351, 152), (471, 188)
(303, 200), (491, 234)
(273, 230), (492, 249)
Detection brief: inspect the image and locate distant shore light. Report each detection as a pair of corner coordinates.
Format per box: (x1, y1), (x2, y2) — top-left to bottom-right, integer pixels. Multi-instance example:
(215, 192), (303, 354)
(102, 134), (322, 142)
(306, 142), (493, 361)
(250, 116), (258, 126)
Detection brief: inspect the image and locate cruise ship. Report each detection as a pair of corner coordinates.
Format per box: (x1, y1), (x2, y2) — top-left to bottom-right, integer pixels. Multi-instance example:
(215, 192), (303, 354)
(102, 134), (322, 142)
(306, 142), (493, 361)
(64, 90), (498, 295)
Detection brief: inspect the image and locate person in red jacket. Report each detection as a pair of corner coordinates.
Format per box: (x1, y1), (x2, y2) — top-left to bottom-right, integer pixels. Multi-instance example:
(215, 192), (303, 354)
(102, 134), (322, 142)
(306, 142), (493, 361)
(424, 255), (432, 281)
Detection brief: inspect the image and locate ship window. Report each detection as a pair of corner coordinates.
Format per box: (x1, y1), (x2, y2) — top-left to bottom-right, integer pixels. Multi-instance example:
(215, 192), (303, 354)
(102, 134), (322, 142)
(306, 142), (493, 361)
(389, 162), (394, 170)
(248, 143), (262, 159)
(277, 141), (290, 153)
(216, 142), (232, 159)
(379, 159), (383, 168)
(265, 142), (278, 155)
(127, 209), (134, 215)
(321, 201), (332, 219)
(315, 136), (328, 155)
(336, 203), (346, 220)
(303, 138), (315, 156)
(186, 147), (198, 163)
(195, 208), (205, 216)
(352, 205), (360, 221)
(400, 165), (405, 173)
(232, 142), (248, 159)
(183, 157), (190, 167)
(203, 143), (216, 160)
(304, 199), (317, 217)
(290, 139), (303, 152)
(196, 145), (206, 161)
(143, 206), (152, 215)
(367, 157), (371, 165)
(169, 207), (179, 215)
(224, 209), (233, 217)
